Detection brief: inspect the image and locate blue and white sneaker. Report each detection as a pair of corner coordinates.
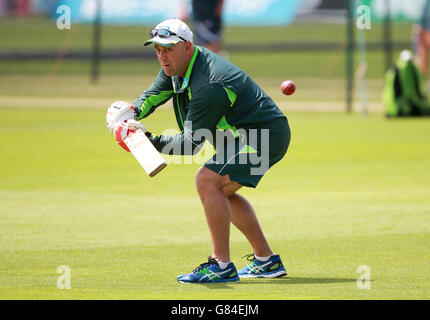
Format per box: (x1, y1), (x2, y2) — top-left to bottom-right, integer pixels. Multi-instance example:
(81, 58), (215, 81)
(177, 258), (240, 283)
(238, 254), (287, 278)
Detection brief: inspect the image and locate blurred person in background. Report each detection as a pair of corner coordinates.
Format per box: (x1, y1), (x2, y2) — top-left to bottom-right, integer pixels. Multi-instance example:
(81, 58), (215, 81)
(180, 0), (225, 54)
(0, 0), (63, 17)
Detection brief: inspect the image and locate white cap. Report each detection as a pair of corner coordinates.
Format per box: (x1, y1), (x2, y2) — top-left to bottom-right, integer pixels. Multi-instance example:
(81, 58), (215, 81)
(144, 18), (193, 47)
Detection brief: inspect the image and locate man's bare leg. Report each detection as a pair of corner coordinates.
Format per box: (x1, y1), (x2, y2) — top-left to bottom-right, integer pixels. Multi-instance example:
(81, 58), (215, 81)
(227, 191), (273, 257)
(195, 167), (273, 263)
(205, 42), (222, 54)
(195, 167), (233, 262)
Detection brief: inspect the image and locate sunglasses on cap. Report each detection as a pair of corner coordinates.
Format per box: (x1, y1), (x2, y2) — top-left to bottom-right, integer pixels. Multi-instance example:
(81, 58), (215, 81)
(150, 29), (187, 42)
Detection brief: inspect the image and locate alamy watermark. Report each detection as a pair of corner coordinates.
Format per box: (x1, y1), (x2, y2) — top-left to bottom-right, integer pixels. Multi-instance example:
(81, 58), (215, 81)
(56, 265), (71, 289)
(356, 5), (371, 30)
(56, 5), (71, 30)
(158, 122), (271, 176)
(356, 265), (371, 289)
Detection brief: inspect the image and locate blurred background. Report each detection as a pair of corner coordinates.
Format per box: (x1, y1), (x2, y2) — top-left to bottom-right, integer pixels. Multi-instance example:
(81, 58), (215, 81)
(0, 0), (425, 113)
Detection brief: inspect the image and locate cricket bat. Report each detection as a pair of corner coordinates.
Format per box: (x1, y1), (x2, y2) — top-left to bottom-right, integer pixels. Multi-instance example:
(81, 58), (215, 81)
(124, 129), (167, 177)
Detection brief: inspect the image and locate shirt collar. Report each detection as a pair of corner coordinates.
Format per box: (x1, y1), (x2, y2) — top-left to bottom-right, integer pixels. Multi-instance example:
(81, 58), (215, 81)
(172, 45), (198, 93)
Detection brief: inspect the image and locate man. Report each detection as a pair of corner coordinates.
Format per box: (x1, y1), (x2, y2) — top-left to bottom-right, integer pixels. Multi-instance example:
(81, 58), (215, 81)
(112, 19), (291, 283)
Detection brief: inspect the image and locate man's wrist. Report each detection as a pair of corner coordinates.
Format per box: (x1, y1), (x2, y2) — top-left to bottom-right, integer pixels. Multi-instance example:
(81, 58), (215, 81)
(131, 105), (141, 120)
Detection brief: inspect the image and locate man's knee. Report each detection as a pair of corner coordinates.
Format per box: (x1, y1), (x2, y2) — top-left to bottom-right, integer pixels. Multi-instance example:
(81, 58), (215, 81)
(195, 166), (229, 191)
(223, 183), (242, 197)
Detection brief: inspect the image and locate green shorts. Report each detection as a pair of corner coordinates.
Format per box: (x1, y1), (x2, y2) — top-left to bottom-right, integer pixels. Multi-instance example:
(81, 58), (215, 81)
(204, 116), (291, 188)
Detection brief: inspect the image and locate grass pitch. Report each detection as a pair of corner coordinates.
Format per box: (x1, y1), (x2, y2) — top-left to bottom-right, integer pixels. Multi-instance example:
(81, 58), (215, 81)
(0, 97), (429, 299)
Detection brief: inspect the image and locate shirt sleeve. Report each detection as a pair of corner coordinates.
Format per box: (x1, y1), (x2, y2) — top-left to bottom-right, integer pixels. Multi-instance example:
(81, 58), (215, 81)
(150, 84), (231, 155)
(133, 69), (174, 120)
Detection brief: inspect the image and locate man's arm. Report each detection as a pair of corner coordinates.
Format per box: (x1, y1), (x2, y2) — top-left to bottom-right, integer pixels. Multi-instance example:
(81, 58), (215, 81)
(133, 69), (174, 120)
(150, 84), (231, 155)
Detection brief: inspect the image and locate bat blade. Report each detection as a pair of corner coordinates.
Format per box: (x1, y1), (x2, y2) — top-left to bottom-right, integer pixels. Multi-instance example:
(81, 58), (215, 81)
(124, 129), (167, 177)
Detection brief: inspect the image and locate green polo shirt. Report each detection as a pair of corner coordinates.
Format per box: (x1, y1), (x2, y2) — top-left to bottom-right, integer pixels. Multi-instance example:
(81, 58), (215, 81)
(133, 45), (286, 155)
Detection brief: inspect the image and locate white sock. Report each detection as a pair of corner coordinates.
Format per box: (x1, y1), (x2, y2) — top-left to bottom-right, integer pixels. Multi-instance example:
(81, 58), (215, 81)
(216, 260), (231, 269)
(254, 254), (273, 262)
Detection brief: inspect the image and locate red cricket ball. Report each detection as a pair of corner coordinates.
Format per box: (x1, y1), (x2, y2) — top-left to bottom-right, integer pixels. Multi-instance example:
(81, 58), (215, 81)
(280, 80), (295, 96)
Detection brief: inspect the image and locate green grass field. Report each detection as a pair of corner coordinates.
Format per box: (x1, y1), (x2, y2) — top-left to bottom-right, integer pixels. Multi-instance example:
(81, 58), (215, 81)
(1, 96), (429, 299)
(1, 17), (430, 300)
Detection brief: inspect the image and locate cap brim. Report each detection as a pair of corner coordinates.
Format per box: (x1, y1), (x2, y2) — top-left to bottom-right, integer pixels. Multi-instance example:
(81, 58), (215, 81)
(144, 36), (182, 47)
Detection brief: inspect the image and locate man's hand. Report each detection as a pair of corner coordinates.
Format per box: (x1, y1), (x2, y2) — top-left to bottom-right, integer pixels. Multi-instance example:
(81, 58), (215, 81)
(126, 120), (147, 133)
(106, 101), (139, 133)
(113, 120), (151, 152)
(114, 121), (131, 152)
